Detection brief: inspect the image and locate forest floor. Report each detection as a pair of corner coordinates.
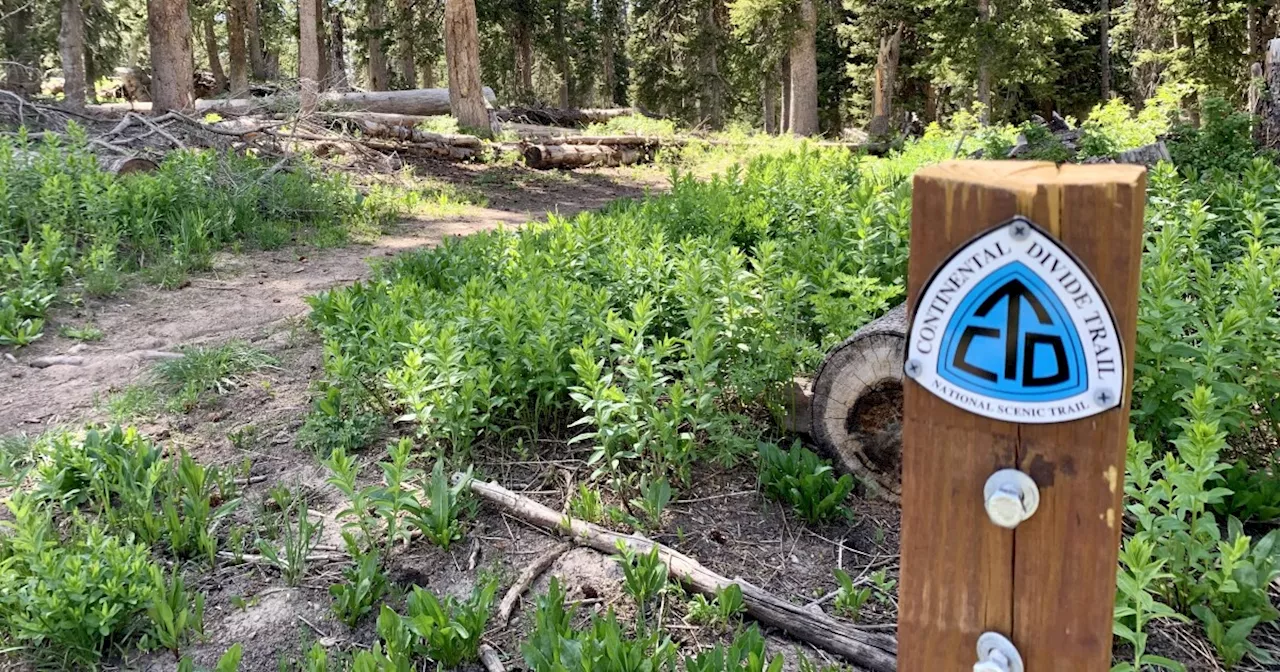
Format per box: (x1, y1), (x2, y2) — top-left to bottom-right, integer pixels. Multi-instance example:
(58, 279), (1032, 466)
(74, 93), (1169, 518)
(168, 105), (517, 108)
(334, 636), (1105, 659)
(0, 161), (1213, 672)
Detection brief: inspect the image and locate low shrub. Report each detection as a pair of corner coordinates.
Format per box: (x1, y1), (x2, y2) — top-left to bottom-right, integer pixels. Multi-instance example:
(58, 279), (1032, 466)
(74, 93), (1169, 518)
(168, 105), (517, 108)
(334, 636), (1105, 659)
(758, 440), (855, 524)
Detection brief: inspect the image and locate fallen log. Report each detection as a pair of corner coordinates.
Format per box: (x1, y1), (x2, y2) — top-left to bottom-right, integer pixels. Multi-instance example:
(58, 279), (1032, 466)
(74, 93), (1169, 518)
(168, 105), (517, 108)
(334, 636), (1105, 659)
(497, 106), (643, 127)
(809, 303), (907, 502)
(344, 118), (482, 148)
(521, 135), (659, 147)
(468, 479), (897, 672)
(322, 111), (435, 128)
(522, 143), (651, 169)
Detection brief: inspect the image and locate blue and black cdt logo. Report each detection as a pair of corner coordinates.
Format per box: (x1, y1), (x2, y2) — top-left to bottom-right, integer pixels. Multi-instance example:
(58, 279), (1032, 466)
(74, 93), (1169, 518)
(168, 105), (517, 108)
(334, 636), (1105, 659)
(938, 261), (1087, 402)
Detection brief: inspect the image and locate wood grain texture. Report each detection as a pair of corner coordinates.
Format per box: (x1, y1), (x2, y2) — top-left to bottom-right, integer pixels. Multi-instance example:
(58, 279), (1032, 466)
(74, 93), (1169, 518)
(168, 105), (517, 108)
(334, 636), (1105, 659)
(899, 161), (1145, 671)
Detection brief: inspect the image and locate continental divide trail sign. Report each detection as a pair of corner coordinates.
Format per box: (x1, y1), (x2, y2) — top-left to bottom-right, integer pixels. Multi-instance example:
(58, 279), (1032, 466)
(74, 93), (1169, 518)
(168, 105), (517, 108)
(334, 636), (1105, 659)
(905, 215), (1124, 424)
(897, 161), (1146, 672)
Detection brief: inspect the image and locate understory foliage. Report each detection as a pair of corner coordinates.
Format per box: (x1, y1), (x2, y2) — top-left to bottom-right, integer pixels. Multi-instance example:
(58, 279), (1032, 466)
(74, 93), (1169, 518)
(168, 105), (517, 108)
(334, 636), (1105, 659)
(0, 124), (407, 346)
(309, 147), (907, 498)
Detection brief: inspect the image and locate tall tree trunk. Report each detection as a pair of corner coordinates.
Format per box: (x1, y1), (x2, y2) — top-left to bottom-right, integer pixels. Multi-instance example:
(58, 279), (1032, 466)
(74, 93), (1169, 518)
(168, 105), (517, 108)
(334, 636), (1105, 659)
(553, 0), (573, 107)
(868, 22), (903, 138)
(367, 0), (389, 90)
(316, 3), (330, 89)
(420, 57), (437, 87)
(787, 0), (818, 135)
(329, 2), (350, 91)
(147, 0), (195, 112)
(299, 0), (319, 113)
(924, 81), (939, 123)
(84, 42), (98, 101)
(763, 71), (778, 134)
(780, 55), (791, 132)
(1131, 0), (1168, 103)
(698, 0), (722, 128)
(3, 2), (39, 96)
(245, 0), (266, 79)
(58, 0), (88, 110)
(203, 15), (227, 91)
(1100, 0), (1111, 98)
(444, 0), (490, 134)
(513, 22), (534, 99)
(396, 0), (415, 87)
(1176, 28), (1200, 125)
(227, 0), (249, 95)
(977, 0), (991, 122)
(601, 0), (620, 105)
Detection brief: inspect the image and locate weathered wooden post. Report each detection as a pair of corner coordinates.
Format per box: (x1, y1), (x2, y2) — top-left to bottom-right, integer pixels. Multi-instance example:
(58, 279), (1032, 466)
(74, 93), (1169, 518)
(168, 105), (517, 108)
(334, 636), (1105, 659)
(898, 161), (1146, 671)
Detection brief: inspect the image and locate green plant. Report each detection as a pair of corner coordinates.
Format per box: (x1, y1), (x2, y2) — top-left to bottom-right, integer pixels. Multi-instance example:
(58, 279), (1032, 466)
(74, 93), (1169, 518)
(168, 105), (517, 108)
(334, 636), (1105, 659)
(257, 495), (322, 586)
(1120, 388), (1280, 669)
(629, 475), (671, 529)
(146, 566), (206, 661)
(1210, 460), (1280, 523)
(683, 626), (781, 672)
(392, 578), (498, 667)
(0, 494), (159, 667)
(326, 447), (380, 552)
(179, 643), (245, 672)
(570, 484), (605, 523)
(372, 437), (419, 550)
(1112, 537), (1188, 672)
(298, 386), (384, 456)
(868, 569), (896, 605)
(686, 583), (744, 629)
(758, 441), (855, 524)
(832, 568), (872, 619)
(59, 323), (104, 341)
(330, 546), (389, 628)
(407, 460), (473, 549)
(616, 543), (667, 631)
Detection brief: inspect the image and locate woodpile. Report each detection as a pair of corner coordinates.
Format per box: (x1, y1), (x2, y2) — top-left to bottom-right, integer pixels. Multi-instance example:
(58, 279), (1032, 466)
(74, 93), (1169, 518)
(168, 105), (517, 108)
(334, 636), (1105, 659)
(521, 139), (657, 169)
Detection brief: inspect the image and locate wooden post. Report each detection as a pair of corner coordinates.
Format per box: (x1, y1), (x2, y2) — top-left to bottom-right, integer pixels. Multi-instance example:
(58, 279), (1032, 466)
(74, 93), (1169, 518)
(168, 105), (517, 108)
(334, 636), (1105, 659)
(899, 161), (1145, 671)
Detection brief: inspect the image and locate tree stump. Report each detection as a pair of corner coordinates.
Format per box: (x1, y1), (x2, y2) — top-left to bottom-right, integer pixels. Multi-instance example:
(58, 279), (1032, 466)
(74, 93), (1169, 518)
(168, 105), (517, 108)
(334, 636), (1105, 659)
(809, 303), (907, 501)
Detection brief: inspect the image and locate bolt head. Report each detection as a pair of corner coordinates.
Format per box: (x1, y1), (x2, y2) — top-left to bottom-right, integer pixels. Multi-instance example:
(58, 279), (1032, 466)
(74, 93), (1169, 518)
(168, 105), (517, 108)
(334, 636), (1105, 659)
(974, 663), (1008, 672)
(985, 486), (1026, 529)
(1007, 218), (1032, 242)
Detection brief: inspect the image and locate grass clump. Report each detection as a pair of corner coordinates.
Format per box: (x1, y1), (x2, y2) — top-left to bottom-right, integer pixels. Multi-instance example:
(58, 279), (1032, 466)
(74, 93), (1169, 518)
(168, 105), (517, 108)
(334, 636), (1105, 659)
(152, 341), (276, 412)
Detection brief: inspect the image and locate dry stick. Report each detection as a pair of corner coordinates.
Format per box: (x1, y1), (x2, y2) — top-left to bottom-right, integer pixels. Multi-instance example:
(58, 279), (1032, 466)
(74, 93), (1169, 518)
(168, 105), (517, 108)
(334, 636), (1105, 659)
(468, 479), (897, 672)
(478, 644), (506, 672)
(496, 542), (571, 627)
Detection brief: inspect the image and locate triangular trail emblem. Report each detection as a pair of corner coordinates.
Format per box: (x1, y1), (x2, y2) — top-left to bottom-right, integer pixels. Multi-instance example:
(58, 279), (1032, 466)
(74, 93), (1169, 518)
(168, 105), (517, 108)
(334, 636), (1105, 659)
(905, 217), (1124, 424)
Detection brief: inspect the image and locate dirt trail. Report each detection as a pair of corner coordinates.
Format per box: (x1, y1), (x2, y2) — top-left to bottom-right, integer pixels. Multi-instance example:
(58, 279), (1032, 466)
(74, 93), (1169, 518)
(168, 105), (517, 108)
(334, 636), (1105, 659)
(0, 168), (659, 435)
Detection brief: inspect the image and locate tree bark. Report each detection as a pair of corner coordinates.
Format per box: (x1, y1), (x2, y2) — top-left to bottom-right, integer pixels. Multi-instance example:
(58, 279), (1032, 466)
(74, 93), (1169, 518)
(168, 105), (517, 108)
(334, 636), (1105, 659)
(197, 86), (495, 115)
(367, 0), (389, 90)
(868, 22), (903, 138)
(245, 0), (267, 79)
(444, 0), (491, 134)
(600, 0), (620, 105)
(420, 57), (437, 88)
(395, 0), (416, 87)
(698, 0), (723, 128)
(1100, 0), (1111, 99)
(227, 0), (249, 96)
(977, 0), (991, 122)
(58, 0), (89, 111)
(317, 2), (331, 90)
(3, 2), (40, 96)
(787, 0), (819, 135)
(299, 0), (320, 113)
(780, 55), (791, 132)
(553, 0), (574, 108)
(763, 71), (778, 134)
(147, 0), (195, 112)
(329, 2), (350, 91)
(513, 23), (534, 99)
(202, 14), (227, 91)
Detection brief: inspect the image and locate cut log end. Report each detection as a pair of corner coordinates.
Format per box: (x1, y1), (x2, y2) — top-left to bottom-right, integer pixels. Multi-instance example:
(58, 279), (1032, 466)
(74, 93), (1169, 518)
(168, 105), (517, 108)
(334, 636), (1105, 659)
(810, 304), (907, 501)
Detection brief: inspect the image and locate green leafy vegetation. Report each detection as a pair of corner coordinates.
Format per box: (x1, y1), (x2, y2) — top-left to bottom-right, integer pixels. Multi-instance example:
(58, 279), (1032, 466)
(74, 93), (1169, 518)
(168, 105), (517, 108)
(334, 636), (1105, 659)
(330, 547), (389, 628)
(152, 341), (276, 411)
(758, 441), (855, 524)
